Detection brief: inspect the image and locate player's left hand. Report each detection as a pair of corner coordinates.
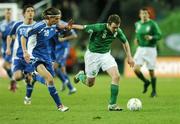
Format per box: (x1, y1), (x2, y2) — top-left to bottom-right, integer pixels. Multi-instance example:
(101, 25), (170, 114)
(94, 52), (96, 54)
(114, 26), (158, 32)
(144, 35), (153, 41)
(127, 57), (135, 68)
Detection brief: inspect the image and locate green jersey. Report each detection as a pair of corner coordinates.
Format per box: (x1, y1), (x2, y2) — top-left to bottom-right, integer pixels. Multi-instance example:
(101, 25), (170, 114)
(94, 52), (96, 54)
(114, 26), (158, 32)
(84, 23), (128, 53)
(135, 19), (162, 47)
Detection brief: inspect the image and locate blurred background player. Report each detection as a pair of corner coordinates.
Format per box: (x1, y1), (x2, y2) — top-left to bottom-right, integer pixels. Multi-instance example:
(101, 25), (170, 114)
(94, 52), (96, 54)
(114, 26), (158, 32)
(22, 7), (69, 112)
(70, 14), (134, 111)
(51, 20), (77, 95)
(0, 8), (16, 92)
(133, 8), (162, 97)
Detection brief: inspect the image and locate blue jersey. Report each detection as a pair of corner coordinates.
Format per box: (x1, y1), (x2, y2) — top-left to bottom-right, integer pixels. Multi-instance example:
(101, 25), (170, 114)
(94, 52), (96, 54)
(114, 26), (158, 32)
(9, 21), (35, 59)
(0, 20), (15, 55)
(25, 20), (58, 62)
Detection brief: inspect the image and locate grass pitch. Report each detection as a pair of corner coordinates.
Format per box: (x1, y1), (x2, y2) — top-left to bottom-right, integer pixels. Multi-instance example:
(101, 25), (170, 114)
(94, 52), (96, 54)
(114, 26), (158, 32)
(0, 75), (180, 124)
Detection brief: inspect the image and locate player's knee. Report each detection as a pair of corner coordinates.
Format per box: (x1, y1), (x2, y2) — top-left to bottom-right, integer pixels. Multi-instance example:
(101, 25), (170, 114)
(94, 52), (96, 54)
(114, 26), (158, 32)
(13, 74), (23, 81)
(134, 65), (141, 72)
(87, 78), (95, 87)
(87, 82), (95, 87)
(112, 74), (120, 82)
(45, 75), (54, 85)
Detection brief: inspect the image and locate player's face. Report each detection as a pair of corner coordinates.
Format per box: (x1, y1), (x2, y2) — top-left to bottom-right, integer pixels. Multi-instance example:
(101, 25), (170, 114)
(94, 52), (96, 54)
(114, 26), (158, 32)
(48, 15), (61, 25)
(4, 9), (12, 20)
(24, 7), (35, 19)
(108, 22), (120, 33)
(139, 10), (149, 21)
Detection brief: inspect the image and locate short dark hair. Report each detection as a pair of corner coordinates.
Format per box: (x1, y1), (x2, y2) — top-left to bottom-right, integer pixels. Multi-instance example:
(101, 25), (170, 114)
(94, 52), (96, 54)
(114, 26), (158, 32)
(140, 7), (150, 14)
(22, 4), (34, 14)
(42, 7), (61, 19)
(107, 14), (121, 25)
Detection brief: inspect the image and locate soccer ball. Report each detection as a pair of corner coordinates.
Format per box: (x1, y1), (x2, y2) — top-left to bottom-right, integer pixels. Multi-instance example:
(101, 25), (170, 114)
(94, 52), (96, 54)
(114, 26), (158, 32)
(127, 98), (142, 111)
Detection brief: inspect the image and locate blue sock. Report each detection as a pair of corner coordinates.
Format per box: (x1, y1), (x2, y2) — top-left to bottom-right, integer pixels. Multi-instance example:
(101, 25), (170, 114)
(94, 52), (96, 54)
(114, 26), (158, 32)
(33, 74), (46, 85)
(6, 69), (12, 78)
(64, 75), (73, 90)
(48, 85), (62, 107)
(55, 68), (66, 83)
(26, 83), (34, 98)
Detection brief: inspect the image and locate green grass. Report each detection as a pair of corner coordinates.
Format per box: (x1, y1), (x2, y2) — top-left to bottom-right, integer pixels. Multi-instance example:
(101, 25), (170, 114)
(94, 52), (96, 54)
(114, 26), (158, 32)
(0, 75), (180, 124)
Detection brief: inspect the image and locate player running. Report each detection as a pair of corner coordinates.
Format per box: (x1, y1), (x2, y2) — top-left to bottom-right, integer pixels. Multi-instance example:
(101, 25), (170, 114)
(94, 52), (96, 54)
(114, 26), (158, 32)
(0, 8), (16, 92)
(21, 7), (69, 112)
(68, 14), (134, 111)
(133, 8), (162, 97)
(51, 20), (77, 94)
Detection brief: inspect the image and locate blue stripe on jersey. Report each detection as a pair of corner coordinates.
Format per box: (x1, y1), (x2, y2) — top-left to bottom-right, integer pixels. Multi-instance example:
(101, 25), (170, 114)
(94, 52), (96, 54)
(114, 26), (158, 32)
(13, 22), (35, 59)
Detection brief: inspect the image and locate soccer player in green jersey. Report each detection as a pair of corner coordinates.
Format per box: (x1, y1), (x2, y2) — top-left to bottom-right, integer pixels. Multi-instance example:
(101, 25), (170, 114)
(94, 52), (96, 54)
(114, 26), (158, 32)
(133, 8), (162, 97)
(69, 14), (134, 111)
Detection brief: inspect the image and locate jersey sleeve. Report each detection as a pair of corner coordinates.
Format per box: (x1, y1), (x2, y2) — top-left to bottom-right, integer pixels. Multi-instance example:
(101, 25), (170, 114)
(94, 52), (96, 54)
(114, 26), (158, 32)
(116, 28), (128, 43)
(152, 21), (162, 41)
(84, 23), (104, 33)
(24, 22), (43, 38)
(8, 21), (22, 35)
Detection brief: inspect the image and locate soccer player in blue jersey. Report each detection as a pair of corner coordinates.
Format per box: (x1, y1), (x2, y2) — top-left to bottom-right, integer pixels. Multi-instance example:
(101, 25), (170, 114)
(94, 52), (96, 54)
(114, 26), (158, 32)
(22, 7), (69, 112)
(6, 5), (45, 104)
(51, 20), (77, 94)
(0, 8), (17, 92)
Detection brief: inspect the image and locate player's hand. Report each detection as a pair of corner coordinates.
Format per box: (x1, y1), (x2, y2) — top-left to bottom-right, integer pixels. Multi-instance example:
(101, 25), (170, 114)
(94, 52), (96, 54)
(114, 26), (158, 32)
(6, 48), (11, 55)
(127, 57), (134, 68)
(144, 35), (153, 41)
(23, 51), (30, 63)
(66, 19), (73, 30)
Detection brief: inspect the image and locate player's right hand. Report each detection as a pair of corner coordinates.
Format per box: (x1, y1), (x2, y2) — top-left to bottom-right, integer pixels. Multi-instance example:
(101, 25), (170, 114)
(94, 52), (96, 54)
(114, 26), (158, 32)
(24, 51), (30, 63)
(6, 48), (11, 55)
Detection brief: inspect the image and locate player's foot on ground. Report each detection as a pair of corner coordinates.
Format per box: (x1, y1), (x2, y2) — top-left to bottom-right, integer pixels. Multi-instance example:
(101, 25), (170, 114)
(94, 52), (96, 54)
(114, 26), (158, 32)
(108, 104), (123, 111)
(68, 87), (77, 95)
(150, 91), (157, 97)
(24, 96), (31, 105)
(58, 105), (69, 112)
(142, 80), (150, 94)
(74, 70), (84, 84)
(9, 80), (17, 92)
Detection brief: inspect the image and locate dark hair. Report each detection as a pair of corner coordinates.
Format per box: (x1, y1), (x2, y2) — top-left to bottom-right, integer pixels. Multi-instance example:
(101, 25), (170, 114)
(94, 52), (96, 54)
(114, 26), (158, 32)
(140, 7), (150, 14)
(22, 4), (34, 14)
(107, 14), (121, 25)
(42, 7), (61, 19)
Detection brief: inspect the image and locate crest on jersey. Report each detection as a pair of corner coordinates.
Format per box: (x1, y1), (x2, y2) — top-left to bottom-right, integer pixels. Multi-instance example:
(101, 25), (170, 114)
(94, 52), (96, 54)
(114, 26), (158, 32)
(44, 30), (49, 36)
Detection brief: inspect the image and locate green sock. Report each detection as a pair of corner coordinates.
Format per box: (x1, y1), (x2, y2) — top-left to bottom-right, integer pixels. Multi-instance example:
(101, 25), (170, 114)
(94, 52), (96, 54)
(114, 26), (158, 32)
(109, 84), (119, 105)
(79, 73), (87, 85)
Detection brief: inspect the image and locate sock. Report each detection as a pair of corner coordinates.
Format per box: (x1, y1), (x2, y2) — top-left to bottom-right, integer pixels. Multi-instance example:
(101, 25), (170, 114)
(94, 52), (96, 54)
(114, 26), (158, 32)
(33, 74), (46, 85)
(26, 83), (35, 98)
(48, 85), (62, 107)
(134, 71), (148, 83)
(79, 73), (87, 85)
(64, 75), (73, 90)
(151, 77), (156, 92)
(6, 68), (12, 78)
(109, 84), (119, 105)
(55, 68), (66, 83)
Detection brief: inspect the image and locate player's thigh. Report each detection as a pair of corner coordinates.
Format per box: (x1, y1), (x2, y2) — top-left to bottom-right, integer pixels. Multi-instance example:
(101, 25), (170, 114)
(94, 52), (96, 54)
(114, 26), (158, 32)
(84, 50), (101, 78)
(101, 53), (118, 71)
(145, 48), (157, 70)
(134, 47), (144, 66)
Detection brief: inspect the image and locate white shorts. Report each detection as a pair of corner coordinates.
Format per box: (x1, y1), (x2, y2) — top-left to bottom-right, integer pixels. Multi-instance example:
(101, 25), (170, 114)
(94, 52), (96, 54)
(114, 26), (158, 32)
(85, 50), (117, 78)
(134, 47), (157, 70)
